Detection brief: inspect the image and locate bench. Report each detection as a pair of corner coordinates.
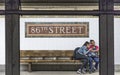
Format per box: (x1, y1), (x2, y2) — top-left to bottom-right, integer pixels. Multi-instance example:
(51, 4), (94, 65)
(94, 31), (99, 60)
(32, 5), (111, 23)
(20, 50), (81, 71)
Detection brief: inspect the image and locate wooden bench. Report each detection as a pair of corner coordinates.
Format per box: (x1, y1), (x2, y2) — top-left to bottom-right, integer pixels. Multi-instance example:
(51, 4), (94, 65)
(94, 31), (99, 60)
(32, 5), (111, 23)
(20, 50), (81, 72)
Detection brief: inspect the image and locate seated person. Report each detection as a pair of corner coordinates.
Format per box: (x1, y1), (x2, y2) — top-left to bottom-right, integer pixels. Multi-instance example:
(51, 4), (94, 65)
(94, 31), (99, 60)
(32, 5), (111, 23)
(88, 40), (99, 70)
(75, 41), (92, 74)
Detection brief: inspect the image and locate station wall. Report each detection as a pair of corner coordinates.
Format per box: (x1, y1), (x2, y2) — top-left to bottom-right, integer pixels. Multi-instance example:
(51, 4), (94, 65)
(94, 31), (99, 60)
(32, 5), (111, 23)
(0, 17), (119, 65)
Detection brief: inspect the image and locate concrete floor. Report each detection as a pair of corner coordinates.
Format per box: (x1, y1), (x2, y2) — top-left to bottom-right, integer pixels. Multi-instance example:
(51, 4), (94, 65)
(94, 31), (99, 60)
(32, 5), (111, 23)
(0, 71), (120, 75)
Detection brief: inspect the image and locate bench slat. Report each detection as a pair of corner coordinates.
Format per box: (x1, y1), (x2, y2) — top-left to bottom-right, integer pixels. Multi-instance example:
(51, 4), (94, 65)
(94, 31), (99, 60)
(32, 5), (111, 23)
(20, 59), (80, 63)
(20, 50), (74, 57)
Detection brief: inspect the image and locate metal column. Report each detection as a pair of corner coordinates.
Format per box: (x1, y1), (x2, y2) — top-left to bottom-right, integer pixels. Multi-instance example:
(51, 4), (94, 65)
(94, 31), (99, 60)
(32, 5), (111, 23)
(5, 0), (20, 75)
(99, 0), (114, 75)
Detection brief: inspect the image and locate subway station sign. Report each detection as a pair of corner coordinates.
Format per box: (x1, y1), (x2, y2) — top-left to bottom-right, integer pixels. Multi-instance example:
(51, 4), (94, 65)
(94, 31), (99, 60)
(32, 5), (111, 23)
(25, 22), (89, 37)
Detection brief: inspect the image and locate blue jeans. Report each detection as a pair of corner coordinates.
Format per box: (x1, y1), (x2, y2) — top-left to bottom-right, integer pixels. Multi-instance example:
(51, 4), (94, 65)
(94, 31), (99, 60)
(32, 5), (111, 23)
(89, 57), (99, 71)
(93, 57), (99, 69)
(89, 57), (93, 71)
(76, 53), (89, 70)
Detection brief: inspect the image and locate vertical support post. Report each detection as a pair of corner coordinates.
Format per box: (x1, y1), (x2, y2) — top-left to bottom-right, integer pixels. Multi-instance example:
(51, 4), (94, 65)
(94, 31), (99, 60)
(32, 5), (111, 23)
(28, 63), (32, 72)
(99, 1), (108, 75)
(99, 15), (108, 75)
(5, 0), (20, 75)
(107, 0), (114, 75)
(99, 0), (114, 75)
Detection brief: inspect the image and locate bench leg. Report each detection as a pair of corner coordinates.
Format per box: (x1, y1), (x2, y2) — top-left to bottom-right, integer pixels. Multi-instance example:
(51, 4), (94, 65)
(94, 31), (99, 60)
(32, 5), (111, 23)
(28, 63), (32, 72)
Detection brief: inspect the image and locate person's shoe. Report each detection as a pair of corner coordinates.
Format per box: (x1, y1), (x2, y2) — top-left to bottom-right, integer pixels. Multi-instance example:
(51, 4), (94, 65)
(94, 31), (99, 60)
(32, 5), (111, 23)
(92, 68), (96, 72)
(77, 69), (82, 74)
(95, 68), (99, 72)
(81, 69), (86, 74)
(89, 69), (93, 74)
(83, 68), (87, 72)
(89, 71), (92, 74)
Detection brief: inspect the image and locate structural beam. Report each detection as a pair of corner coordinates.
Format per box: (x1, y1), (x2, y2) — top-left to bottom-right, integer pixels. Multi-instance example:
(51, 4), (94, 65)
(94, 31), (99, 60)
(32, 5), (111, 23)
(99, 0), (114, 75)
(2, 0), (120, 3)
(1, 10), (120, 15)
(107, 0), (114, 75)
(2, 0), (98, 3)
(0, 0), (120, 3)
(5, 0), (20, 75)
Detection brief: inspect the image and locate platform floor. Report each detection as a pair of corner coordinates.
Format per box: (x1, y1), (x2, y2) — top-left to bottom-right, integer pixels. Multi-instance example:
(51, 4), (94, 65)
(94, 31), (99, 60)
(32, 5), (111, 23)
(0, 71), (120, 75)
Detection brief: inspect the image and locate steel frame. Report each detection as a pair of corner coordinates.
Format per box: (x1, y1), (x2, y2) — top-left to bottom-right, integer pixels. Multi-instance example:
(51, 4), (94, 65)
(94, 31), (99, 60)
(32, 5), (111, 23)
(3, 0), (115, 75)
(0, 10), (120, 15)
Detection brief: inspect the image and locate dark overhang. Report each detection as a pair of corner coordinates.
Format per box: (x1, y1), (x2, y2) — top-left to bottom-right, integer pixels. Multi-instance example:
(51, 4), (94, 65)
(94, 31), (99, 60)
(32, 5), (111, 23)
(0, 0), (120, 3)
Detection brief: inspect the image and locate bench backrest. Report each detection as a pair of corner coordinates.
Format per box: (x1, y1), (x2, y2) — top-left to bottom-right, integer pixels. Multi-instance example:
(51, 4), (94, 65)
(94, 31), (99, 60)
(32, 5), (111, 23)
(20, 50), (74, 57)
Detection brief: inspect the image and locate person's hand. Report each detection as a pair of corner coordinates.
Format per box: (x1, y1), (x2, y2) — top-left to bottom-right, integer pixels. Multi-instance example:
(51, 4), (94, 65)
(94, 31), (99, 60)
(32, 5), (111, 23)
(89, 48), (92, 51)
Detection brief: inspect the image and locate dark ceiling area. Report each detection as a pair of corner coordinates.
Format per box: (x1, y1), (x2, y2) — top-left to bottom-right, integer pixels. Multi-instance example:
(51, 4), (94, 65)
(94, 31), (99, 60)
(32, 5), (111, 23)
(0, 0), (120, 3)
(0, 0), (99, 3)
(0, 0), (120, 6)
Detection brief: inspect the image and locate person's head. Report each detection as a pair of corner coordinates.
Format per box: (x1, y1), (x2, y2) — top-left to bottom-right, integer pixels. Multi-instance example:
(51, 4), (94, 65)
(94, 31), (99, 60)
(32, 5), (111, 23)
(83, 41), (90, 48)
(90, 40), (95, 46)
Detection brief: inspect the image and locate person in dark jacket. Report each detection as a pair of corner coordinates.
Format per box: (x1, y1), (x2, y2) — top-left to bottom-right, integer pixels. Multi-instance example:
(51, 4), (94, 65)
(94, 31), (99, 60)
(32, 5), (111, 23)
(76, 41), (92, 74)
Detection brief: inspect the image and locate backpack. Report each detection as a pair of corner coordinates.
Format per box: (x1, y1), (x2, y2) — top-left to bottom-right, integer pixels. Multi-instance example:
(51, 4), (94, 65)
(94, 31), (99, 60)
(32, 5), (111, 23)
(73, 47), (80, 60)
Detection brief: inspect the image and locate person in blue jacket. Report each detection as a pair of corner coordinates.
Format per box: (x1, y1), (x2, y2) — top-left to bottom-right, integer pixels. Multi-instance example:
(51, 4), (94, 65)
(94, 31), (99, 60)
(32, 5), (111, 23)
(76, 41), (92, 74)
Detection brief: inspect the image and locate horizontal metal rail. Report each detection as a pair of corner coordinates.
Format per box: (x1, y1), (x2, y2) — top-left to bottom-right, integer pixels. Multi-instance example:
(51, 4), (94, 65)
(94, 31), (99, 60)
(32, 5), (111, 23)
(0, 10), (120, 15)
(0, 0), (120, 3)
(1, 0), (98, 3)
